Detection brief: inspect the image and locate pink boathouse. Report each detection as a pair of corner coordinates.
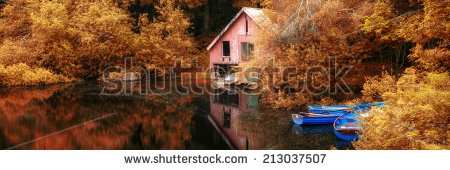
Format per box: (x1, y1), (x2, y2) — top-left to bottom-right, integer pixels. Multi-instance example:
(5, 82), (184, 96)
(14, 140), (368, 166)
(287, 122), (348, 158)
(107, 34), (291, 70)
(207, 7), (266, 80)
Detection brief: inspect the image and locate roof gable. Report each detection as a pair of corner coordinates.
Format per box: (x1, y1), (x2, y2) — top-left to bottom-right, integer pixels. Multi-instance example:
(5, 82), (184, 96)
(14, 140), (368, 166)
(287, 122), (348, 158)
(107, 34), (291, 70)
(206, 7), (266, 51)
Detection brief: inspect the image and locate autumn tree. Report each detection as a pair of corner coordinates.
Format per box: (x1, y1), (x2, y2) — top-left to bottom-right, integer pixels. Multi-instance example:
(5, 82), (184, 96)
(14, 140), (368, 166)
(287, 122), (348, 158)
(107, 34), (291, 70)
(0, 0), (36, 66)
(134, 0), (195, 73)
(245, 0), (449, 110)
(246, 0), (375, 109)
(354, 0), (450, 150)
(363, 0), (450, 74)
(355, 68), (449, 149)
(0, 0), (198, 81)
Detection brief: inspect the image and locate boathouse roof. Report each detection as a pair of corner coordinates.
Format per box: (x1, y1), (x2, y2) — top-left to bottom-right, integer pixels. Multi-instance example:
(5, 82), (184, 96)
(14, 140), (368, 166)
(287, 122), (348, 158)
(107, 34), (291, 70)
(206, 7), (267, 51)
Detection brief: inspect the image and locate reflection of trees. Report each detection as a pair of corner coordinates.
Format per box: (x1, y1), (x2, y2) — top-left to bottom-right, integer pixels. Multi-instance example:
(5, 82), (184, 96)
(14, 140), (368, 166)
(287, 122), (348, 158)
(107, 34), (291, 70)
(0, 84), (68, 149)
(0, 83), (201, 149)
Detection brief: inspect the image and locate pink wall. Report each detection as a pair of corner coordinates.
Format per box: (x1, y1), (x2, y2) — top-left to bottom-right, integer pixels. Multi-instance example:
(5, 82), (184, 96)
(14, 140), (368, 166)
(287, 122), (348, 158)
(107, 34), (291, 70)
(209, 12), (258, 67)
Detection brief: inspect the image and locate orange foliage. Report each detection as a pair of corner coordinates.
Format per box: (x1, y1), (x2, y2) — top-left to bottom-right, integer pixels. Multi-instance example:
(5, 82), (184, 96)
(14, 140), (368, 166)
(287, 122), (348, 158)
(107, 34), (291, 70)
(0, 0), (196, 80)
(355, 69), (450, 149)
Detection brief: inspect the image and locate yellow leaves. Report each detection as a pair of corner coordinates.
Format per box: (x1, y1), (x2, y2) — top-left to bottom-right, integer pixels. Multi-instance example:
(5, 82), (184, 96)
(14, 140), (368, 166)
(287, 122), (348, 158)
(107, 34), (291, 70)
(362, 71), (396, 101)
(362, 1), (396, 41)
(233, 0), (256, 8)
(426, 73), (450, 99)
(31, 0), (68, 33)
(421, 0), (450, 39)
(362, 0), (450, 71)
(422, 143), (446, 150)
(0, 0), (197, 81)
(409, 40), (450, 71)
(0, 3), (32, 37)
(0, 63), (71, 86)
(259, 91), (314, 110)
(355, 70), (450, 149)
(134, 0), (195, 69)
(0, 39), (36, 66)
(74, 1), (131, 37)
(248, 0), (373, 109)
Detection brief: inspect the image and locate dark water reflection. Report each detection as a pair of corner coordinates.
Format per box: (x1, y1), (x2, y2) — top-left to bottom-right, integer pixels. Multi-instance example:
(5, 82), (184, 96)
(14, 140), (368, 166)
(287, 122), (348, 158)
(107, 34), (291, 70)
(210, 88), (352, 150)
(0, 81), (352, 150)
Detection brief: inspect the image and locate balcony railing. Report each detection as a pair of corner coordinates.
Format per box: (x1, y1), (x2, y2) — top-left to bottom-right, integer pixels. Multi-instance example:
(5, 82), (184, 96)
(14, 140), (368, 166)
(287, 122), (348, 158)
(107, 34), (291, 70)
(218, 56), (239, 64)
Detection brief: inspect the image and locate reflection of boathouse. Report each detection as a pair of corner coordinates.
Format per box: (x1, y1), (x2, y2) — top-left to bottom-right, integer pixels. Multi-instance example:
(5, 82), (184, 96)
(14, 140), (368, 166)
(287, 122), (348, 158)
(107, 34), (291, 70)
(208, 89), (259, 150)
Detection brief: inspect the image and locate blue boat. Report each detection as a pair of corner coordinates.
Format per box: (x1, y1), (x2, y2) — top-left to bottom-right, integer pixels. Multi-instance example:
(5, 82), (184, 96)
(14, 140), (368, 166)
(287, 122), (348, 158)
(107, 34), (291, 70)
(291, 112), (341, 125)
(333, 112), (362, 140)
(308, 102), (385, 114)
(292, 102), (385, 125)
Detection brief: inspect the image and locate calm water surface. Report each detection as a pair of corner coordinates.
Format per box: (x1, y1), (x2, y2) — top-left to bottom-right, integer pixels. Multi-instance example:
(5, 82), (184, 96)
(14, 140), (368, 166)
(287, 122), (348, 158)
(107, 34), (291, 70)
(0, 80), (352, 149)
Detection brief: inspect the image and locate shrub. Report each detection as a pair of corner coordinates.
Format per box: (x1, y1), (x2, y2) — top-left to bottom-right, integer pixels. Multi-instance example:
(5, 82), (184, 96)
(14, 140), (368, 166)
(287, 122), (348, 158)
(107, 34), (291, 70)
(0, 63), (71, 86)
(354, 68), (450, 149)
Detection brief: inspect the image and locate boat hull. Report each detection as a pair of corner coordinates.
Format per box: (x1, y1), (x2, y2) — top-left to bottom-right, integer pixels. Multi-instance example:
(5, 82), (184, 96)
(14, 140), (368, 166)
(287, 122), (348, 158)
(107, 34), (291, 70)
(292, 114), (340, 125)
(334, 129), (360, 141)
(333, 113), (362, 141)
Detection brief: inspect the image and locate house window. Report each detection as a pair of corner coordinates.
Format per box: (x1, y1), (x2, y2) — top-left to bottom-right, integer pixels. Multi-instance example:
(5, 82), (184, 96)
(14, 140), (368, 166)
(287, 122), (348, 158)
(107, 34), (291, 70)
(222, 41), (230, 56)
(245, 17), (249, 34)
(241, 42), (254, 61)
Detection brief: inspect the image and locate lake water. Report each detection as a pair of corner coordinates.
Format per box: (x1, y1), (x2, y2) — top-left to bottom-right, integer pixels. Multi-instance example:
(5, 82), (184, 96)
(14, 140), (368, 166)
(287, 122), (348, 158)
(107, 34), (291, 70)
(0, 80), (352, 150)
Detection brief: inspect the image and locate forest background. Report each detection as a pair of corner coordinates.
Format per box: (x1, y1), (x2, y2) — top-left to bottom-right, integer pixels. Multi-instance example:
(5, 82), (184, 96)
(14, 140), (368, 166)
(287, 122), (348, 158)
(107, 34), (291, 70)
(0, 0), (448, 149)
